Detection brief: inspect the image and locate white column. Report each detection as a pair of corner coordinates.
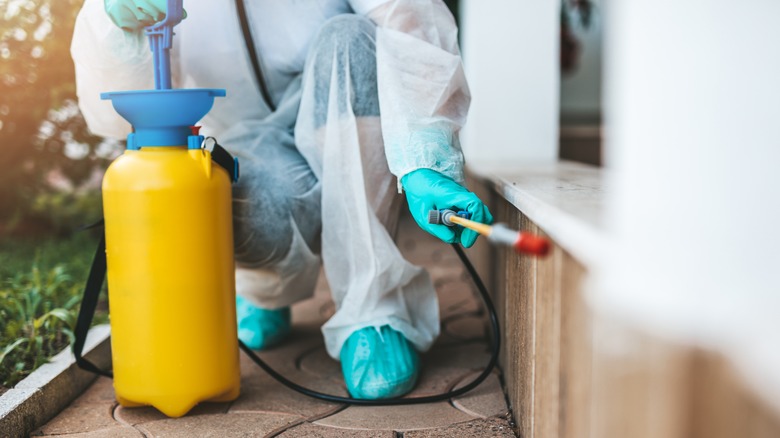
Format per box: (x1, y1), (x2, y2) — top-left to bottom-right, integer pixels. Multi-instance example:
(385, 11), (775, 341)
(598, 0), (780, 409)
(460, 0), (560, 168)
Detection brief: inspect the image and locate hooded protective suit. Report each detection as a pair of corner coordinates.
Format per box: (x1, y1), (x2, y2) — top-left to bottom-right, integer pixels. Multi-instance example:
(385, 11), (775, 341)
(71, 0), (471, 359)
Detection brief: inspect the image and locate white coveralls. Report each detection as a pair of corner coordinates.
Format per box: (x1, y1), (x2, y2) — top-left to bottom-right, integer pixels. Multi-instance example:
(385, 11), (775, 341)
(71, 0), (471, 359)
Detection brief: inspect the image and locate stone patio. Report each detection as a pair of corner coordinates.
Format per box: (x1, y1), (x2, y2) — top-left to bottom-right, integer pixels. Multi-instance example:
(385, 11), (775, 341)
(33, 214), (515, 437)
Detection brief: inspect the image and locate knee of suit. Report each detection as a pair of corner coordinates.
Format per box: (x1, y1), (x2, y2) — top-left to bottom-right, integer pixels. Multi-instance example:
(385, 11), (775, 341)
(232, 154), (321, 268)
(308, 14), (380, 128)
(314, 14), (376, 52)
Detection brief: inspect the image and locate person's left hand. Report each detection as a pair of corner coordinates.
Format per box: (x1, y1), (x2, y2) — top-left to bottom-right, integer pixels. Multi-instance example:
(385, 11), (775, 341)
(104, 0), (170, 31)
(402, 168), (493, 248)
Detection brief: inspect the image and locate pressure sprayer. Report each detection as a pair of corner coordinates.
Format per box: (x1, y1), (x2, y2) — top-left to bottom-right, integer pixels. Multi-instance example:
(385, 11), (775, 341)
(70, 0), (241, 417)
(72, 0), (551, 415)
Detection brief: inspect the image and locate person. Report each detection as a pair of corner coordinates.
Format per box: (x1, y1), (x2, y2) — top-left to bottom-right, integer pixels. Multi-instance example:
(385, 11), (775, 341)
(71, 0), (492, 400)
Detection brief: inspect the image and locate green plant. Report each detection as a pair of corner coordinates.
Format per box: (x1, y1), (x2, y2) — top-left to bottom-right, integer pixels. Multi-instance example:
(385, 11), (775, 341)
(1, 265), (76, 386)
(0, 233), (96, 280)
(29, 189), (104, 236)
(0, 235), (104, 388)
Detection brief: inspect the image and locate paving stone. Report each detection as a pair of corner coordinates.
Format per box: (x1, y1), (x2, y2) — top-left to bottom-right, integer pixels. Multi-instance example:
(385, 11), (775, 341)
(276, 422), (395, 437)
(430, 327), (462, 348)
(403, 416), (516, 437)
(240, 339), (348, 397)
(137, 412), (300, 437)
(229, 377), (343, 417)
(240, 328), (322, 375)
(34, 403), (117, 435)
(72, 377), (117, 406)
(114, 405), (168, 425)
(412, 342), (495, 397)
(408, 366), (472, 397)
(313, 403), (475, 431)
(442, 313), (488, 342)
(115, 401), (229, 426)
(423, 342), (492, 372)
(298, 346), (343, 384)
(55, 425), (145, 437)
(399, 241), (442, 265)
(397, 219), (435, 251)
(292, 272), (335, 327)
(400, 237), (418, 253)
(397, 231), (460, 269)
(452, 372), (508, 418)
(437, 280), (480, 318)
(427, 264), (464, 285)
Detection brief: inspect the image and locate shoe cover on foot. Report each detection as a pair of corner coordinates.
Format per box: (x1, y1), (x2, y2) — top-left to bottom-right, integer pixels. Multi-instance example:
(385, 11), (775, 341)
(236, 295), (291, 350)
(340, 325), (420, 400)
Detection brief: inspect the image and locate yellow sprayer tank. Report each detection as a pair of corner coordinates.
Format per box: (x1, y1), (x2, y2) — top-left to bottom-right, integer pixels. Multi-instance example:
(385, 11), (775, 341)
(101, 88), (239, 417)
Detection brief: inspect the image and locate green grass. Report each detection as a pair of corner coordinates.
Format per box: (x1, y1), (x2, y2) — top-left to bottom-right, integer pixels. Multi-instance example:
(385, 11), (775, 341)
(0, 232), (105, 388)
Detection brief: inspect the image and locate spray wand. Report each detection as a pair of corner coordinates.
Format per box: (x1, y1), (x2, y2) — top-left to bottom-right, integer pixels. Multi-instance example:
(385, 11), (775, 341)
(428, 209), (551, 256)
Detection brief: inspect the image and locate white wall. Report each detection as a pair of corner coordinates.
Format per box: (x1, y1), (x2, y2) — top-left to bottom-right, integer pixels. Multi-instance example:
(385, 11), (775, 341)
(597, 0), (780, 409)
(460, 0), (560, 168)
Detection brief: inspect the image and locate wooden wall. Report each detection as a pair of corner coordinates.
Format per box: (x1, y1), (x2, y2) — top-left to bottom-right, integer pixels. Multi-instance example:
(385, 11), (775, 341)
(489, 196), (780, 438)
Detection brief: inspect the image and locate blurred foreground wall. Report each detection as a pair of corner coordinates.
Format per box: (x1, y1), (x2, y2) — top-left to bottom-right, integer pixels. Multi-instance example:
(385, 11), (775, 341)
(599, 0), (780, 414)
(461, 0), (780, 436)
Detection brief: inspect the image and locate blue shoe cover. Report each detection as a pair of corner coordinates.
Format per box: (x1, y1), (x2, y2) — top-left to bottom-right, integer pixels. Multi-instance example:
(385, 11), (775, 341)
(236, 295), (291, 350)
(340, 325), (420, 400)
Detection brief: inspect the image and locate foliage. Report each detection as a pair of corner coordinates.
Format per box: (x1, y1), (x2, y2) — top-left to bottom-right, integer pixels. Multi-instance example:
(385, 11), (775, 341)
(0, 0), (115, 231)
(0, 265), (80, 386)
(0, 233), (103, 388)
(28, 188), (104, 235)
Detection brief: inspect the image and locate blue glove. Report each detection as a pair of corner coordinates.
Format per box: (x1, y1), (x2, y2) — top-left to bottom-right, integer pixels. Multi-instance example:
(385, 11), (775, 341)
(402, 168), (493, 248)
(104, 0), (180, 31)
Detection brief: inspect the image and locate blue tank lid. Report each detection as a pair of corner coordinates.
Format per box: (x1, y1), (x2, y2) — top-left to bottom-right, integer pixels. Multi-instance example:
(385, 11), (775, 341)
(101, 88), (225, 149)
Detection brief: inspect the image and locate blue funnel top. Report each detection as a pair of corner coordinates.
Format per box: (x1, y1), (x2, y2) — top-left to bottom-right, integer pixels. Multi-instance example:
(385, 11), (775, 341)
(102, 89), (225, 149)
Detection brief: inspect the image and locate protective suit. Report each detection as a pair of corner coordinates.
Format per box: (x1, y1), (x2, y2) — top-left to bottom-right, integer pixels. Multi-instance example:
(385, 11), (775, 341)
(72, 0), (485, 398)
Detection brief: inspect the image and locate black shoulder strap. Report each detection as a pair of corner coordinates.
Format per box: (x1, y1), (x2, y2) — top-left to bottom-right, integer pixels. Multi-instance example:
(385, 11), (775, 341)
(210, 142), (240, 183)
(234, 0), (276, 111)
(72, 232), (113, 378)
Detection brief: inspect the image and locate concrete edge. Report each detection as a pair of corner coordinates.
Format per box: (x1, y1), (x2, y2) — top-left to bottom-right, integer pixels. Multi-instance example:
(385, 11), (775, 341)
(467, 162), (610, 269)
(0, 324), (112, 437)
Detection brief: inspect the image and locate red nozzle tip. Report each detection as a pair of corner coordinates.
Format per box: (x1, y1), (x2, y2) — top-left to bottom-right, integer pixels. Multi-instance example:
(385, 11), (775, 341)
(514, 233), (551, 257)
(190, 126), (202, 135)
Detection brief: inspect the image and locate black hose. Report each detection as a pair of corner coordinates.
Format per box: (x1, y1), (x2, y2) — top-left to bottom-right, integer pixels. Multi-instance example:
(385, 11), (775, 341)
(239, 243), (500, 406)
(76, 240), (501, 405)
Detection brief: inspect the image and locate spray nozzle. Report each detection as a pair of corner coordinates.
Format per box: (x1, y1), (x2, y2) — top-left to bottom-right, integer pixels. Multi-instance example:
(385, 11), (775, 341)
(427, 209), (471, 226)
(426, 209), (550, 256)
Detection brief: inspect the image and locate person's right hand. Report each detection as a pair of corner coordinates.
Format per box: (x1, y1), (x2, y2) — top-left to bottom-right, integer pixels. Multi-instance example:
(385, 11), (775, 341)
(402, 168), (493, 248)
(104, 0), (168, 31)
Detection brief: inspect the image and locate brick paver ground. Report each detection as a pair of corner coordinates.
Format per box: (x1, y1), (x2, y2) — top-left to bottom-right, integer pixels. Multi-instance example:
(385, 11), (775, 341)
(34, 213), (514, 437)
